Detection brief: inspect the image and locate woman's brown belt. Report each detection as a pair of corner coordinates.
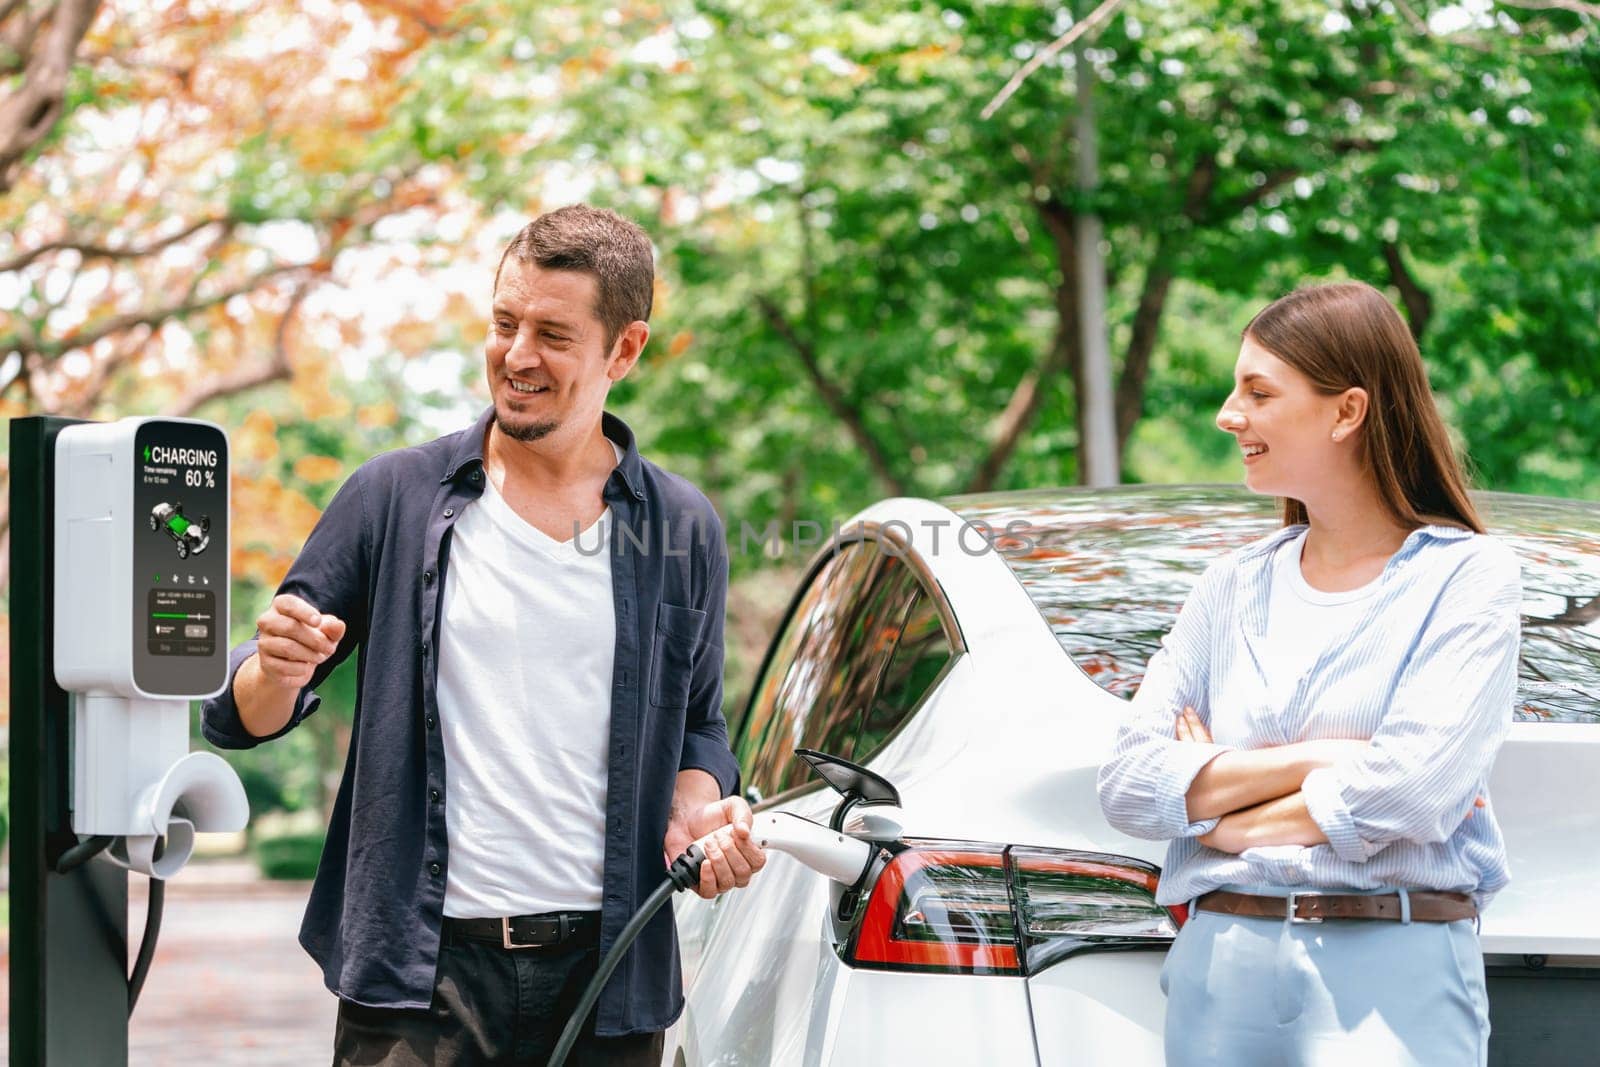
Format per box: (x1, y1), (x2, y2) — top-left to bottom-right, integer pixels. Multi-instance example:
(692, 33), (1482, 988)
(1196, 889), (1478, 923)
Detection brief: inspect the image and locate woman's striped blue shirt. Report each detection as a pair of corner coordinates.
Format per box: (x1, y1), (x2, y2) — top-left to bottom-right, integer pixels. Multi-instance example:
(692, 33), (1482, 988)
(1096, 523), (1522, 908)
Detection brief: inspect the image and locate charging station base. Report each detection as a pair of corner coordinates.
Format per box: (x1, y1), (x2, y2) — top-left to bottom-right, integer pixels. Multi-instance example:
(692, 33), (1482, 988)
(10, 416), (132, 1066)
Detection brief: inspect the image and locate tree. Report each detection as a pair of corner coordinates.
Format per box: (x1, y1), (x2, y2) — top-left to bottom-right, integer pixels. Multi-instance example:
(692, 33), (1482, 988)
(508, 0), (1598, 528)
(0, 0), (104, 193)
(0, 0), (507, 580)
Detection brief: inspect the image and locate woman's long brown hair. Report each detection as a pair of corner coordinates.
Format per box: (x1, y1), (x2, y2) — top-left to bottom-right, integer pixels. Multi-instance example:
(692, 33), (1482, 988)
(1243, 282), (1483, 533)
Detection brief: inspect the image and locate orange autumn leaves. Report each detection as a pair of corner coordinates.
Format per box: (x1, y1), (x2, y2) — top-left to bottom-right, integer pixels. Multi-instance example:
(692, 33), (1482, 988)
(231, 410), (344, 589)
(0, 0), (476, 429)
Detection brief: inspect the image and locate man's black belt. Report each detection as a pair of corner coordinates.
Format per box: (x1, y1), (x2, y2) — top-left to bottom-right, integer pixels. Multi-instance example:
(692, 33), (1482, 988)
(444, 910), (603, 950)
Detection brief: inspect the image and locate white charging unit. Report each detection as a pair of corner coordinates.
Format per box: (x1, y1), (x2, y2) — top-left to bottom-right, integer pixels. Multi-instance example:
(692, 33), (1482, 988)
(53, 416), (247, 878)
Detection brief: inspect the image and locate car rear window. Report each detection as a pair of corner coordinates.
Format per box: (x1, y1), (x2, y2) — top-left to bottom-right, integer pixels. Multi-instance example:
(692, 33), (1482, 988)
(947, 487), (1600, 724)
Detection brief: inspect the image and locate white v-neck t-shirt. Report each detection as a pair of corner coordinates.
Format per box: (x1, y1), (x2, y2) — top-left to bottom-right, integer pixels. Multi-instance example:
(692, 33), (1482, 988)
(436, 445), (621, 917)
(1263, 530), (1382, 706)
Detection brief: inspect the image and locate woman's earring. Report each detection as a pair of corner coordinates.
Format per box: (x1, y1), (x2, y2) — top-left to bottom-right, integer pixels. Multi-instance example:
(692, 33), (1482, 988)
(1331, 431), (1343, 442)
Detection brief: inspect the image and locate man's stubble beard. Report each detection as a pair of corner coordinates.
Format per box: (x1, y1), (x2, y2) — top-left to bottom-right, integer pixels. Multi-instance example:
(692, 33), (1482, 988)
(494, 406), (559, 443)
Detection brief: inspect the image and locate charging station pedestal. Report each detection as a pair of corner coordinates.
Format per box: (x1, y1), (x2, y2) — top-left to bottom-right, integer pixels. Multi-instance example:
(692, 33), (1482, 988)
(10, 415), (247, 1065)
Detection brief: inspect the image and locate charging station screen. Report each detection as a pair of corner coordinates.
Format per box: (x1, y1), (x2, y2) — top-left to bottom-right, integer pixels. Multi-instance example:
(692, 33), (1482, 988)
(132, 421), (228, 696)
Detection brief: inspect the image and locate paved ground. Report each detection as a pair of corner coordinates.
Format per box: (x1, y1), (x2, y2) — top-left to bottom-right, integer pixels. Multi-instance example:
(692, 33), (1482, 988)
(2, 861), (336, 1066)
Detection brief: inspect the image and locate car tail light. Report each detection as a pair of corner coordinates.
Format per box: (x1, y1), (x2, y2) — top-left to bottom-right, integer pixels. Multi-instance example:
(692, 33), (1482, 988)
(845, 841), (1181, 976)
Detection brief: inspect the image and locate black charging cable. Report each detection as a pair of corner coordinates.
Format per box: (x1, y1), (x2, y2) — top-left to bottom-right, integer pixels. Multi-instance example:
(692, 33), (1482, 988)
(128, 876), (165, 1013)
(546, 845), (706, 1067)
(53, 834), (114, 873)
(53, 833), (167, 1016)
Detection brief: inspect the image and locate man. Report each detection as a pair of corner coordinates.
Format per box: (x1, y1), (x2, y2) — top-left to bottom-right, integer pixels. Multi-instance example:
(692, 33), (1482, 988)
(203, 204), (766, 1065)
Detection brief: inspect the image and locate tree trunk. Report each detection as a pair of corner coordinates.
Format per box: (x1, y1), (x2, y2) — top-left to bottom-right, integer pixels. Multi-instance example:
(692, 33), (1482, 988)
(1382, 240), (1433, 341)
(1116, 261), (1174, 455)
(966, 197), (1081, 492)
(1072, 20), (1118, 487)
(1114, 151), (1218, 459)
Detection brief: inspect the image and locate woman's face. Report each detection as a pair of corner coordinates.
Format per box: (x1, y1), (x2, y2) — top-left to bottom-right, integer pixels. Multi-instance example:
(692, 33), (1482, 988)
(1216, 336), (1349, 498)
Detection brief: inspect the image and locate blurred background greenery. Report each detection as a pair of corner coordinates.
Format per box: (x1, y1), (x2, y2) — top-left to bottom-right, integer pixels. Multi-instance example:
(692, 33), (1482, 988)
(2, 0), (1596, 870)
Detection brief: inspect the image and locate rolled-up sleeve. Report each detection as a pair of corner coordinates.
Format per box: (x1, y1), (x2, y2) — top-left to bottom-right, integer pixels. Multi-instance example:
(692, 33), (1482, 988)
(677, 511), (739, 798)
(1097, 560), (1234, 840)
(201, 469), (370, 750)
(1302, 543), (1521, 863)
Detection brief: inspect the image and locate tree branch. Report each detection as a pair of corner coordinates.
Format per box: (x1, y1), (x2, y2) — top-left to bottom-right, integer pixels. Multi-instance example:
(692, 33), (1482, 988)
(755, 294), (908, 495)
(1388, 0), (1581, 53)
(1381, 240), (1433, 340)
(168, 279), (314, 417)
(981, 0), (1131, 120)
(53, 324), (153, 416)
(1500, 0), (1600, 19)
(7, 263), (309, 359)
(1209, 166), (1301, 221)
(0, 1), (51, 77)
(0, 0), (104, 193)
(0, 216), (230, 275)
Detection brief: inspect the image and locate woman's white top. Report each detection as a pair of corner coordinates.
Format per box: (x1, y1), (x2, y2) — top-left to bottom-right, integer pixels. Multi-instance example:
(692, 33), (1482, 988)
(1256, 530), (1380, 711)
(1097, 523), (1522, 908)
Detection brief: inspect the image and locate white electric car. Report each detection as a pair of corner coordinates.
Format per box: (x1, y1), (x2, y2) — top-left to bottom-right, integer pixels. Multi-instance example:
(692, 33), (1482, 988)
(665, 486), (1600, 1066)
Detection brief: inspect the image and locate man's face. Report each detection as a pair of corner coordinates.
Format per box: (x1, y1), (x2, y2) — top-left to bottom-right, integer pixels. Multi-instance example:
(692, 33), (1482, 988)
(485, 262), (630, 444)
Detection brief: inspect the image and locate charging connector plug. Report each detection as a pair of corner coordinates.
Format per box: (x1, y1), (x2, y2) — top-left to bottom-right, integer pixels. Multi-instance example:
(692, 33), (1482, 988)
(665, 844), (706, 892)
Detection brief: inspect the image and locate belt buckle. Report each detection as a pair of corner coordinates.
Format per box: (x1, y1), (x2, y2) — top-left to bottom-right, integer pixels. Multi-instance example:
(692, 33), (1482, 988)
(1286, 892), (1324, 924)
(501, 914), (568, 950)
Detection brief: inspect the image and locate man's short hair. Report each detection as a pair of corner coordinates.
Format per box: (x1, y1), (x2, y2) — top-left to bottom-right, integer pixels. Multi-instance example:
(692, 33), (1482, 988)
(495, 205), (655, 350)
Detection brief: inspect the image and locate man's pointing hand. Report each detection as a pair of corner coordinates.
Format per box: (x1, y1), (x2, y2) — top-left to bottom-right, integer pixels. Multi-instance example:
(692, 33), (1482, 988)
(255, 593), (346, 690)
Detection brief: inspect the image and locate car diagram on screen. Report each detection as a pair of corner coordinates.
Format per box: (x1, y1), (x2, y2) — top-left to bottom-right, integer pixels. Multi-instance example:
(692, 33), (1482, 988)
(149, 501), (211, 559)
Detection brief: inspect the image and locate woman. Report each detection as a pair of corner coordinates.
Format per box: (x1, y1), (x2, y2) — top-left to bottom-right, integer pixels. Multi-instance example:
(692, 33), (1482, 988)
(1096, 282), (1519, 1066)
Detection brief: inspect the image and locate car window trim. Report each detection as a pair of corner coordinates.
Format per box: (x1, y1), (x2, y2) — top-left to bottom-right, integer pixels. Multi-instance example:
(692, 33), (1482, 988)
(732, 520), (968, 811)
(737, 543), (885, 780)
(748, 648), (965, 815)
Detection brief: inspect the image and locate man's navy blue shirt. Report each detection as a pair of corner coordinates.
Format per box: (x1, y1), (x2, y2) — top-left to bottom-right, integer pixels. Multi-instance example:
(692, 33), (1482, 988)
(201, 407), (739, 1036)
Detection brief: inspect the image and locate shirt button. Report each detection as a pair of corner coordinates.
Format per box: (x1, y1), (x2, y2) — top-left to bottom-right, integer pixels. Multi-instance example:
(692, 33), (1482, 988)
(469, 469), (482, 484)
(421, 639), (429, 655)
(443, 507), (455, 518)
(430, 788), (441, 802)
(429, 862), (442, 876)
(423, 570), (434, 585)
(425, 715), (436, 730)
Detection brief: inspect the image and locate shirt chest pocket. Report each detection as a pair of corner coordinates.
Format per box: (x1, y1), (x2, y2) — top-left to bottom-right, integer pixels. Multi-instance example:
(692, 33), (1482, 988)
(649, 602), (706, 710)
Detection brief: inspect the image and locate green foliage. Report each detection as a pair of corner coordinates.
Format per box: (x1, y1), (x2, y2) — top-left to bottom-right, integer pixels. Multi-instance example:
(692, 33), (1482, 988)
(232, 758), (291, 817)
(253, 830), (327, 881)
(0, 753), (9, 857)
(506, 0), (1600, 525)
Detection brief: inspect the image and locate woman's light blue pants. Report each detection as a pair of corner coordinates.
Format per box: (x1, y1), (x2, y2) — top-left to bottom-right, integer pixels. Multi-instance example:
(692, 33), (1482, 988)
(1161, 899), (1490, 1066)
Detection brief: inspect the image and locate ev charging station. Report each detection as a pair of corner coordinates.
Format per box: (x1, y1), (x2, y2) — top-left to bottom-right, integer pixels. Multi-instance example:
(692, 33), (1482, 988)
(10, 415), (249, 1065)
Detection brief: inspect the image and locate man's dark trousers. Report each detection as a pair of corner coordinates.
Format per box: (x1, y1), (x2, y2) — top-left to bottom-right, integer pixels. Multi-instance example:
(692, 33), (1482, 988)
(332, 929), (664, 1066)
